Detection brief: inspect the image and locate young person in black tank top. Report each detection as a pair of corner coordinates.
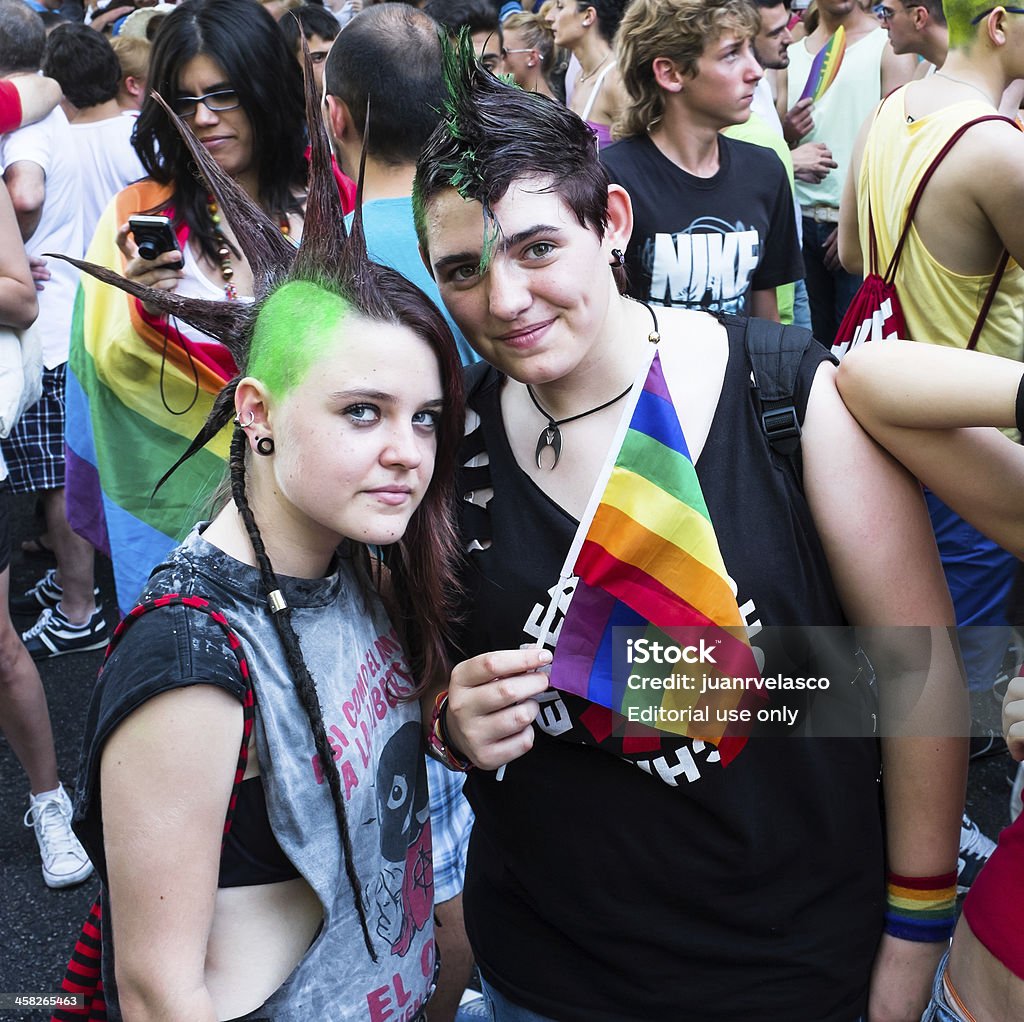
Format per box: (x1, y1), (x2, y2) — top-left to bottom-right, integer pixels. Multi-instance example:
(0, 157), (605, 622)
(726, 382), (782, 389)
(411, 37), (967, 1022)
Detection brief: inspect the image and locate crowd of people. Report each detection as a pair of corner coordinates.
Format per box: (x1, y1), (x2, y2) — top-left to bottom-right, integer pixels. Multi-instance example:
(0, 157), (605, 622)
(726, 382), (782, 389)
(0, 0), (1021, 1019)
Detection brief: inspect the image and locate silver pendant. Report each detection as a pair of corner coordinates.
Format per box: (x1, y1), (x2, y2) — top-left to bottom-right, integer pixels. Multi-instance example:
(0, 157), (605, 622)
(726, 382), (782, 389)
(535, 426), (562, 469)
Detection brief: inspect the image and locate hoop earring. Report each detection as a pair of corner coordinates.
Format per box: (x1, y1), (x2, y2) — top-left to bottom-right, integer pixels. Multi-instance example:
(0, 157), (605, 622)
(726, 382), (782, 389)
(256, 436), (275, 456)
(611, 249), (625, 267)
(234, 410), (255, 429)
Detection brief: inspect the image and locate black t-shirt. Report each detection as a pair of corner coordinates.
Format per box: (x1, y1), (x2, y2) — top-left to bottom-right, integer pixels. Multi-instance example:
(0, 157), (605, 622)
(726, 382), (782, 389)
(452, 317), (883, 1022)
(602, 134), (803, 315)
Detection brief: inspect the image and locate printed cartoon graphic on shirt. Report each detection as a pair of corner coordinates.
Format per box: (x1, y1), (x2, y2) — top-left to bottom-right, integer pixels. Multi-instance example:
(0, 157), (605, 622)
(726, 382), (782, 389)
(307, 630), (433, 959)
(639, 217), (760, 314)
(366, 720), (433, 957)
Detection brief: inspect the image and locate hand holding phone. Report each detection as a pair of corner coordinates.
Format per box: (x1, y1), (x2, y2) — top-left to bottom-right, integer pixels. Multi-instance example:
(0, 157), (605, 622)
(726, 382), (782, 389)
(118, 216), (185, 315)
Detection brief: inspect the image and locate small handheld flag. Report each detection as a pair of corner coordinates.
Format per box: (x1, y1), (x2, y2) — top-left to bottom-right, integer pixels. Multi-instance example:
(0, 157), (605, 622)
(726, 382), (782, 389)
(799, 26), (846, 103)
(543, 348), (764, 766)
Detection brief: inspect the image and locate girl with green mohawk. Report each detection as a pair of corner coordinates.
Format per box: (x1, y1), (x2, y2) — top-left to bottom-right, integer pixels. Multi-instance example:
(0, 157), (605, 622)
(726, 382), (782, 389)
(50, 37), (464, 1022)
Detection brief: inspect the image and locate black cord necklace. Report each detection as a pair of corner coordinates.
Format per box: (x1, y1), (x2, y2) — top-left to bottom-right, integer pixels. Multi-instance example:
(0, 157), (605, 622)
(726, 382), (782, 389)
(527, 381), (633, 469)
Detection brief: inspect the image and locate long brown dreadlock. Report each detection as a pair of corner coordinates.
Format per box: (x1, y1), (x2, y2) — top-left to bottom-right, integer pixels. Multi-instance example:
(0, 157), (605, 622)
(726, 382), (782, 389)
(53, 40), (465, 962)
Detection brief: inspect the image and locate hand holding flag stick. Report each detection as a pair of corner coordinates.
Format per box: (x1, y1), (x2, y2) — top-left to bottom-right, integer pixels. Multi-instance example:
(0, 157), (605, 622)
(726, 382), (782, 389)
(477, 335), (766, 778)
(446, 648), (551, 776)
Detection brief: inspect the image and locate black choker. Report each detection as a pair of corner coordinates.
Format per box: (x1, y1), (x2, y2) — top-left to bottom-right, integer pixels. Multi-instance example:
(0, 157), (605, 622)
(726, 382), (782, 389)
(527, 381), (633, 469)
(526, 300), (660, 470)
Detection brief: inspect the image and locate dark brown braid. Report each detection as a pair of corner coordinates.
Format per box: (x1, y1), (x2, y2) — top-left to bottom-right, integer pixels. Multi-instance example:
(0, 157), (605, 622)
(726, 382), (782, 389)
(228, 429), (378, 960)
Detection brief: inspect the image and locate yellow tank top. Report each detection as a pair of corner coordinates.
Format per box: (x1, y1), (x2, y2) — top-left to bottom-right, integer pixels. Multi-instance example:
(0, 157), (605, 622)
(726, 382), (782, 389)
(858, 87), (1024, 362)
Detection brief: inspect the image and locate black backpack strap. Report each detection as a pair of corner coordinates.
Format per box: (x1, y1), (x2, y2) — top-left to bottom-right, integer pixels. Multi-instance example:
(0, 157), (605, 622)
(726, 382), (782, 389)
(741, 317), (819, 457)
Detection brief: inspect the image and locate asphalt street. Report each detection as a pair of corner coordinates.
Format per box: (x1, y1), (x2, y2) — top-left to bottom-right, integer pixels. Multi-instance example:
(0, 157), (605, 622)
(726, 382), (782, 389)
(0, 490), (1018, 1022)
(2, 492), (108, 1022)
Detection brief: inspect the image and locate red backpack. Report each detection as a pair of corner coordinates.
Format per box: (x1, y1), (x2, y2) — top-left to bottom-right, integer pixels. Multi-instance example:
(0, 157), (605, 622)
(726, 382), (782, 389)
(832, 112), (1015, 359)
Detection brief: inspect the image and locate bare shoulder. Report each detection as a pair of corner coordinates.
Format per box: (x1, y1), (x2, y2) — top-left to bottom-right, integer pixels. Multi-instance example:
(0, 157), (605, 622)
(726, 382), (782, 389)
(657, 308), (728, 364)
(657, 310), (729, 456)
(804, 357), (841, 419)
(608, 66), (629, 102)
(931, 116), (1024, 179)
(941, 119), (1024, 206)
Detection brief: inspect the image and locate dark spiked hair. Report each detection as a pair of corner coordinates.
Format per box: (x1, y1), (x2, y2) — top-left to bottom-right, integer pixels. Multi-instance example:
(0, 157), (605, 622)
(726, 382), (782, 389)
(413, 32), (621, 283)
(56, 42), (465, 963)
(133, 0), (308, 263)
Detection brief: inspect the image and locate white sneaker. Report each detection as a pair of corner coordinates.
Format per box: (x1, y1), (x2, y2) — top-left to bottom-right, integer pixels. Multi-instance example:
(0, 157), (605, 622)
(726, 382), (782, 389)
(23, 785), (94, 889)
(957, 812), (997, 894)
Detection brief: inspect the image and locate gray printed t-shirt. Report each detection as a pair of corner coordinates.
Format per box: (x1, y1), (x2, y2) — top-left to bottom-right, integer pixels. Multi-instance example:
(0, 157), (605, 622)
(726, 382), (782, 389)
(74, 525), (435, 1021)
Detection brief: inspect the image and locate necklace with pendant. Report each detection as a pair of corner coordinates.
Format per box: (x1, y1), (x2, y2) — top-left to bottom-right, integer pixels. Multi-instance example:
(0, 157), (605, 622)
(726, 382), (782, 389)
(527, 381), (633, 469)
(578, 51), (611, 84)
(526, 300), (661, 470)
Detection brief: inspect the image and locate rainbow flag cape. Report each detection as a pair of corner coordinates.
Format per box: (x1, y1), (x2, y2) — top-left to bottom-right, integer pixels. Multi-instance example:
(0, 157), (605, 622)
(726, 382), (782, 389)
(66, 181), (233, 614)
(799, 25), (846, 103)
(547, 348), (764, 765)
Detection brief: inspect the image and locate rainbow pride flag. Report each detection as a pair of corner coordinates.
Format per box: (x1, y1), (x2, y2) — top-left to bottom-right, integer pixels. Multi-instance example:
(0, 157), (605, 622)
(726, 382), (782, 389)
(548, 349), (763, 765)
(66, 181), (232, 614)
(799, 25), (846, 103)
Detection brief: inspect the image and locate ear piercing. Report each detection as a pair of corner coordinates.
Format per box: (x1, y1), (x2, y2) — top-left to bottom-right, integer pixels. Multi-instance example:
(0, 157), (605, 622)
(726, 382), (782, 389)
(256, 437), (275, 456)
(234, 410), (255, 428)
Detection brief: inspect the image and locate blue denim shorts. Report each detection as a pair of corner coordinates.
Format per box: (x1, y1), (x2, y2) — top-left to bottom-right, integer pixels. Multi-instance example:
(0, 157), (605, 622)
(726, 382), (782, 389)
(920, 950), (973, 1022)
(479, 979), (558, 1022)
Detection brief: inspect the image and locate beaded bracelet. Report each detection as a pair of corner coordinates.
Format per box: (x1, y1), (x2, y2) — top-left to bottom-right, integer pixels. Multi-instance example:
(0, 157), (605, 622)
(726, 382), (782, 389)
(883, 870), (957, 943)
(428, 690), (474, 773)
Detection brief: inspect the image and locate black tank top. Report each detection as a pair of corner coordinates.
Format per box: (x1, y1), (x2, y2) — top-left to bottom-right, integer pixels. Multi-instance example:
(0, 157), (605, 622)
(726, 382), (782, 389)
(452, 316), (883, 1022)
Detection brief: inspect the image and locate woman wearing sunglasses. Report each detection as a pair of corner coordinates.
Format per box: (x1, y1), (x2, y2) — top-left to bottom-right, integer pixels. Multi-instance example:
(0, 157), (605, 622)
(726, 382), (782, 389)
(66, 0), (356, 613)
(499, 9), (567, 102)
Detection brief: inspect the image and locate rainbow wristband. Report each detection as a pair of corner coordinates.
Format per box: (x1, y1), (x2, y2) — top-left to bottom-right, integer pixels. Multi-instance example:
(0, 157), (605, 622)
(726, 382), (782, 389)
(884, 870), (957, 943)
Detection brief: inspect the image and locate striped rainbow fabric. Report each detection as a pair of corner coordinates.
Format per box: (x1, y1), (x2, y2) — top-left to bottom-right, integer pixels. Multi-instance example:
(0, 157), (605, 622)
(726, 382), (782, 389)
(549, 349), (763, 765)
(884, 871), (957, 942)
(66, 181), (233, 615)
(798, 25), (846, 103)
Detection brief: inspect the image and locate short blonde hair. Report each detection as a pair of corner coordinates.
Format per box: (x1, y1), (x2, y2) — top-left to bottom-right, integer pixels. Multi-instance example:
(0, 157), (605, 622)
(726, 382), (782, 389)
(614, 0), (760, 138)
(110, 33), (150, 81)
(502, 10), (566, 78)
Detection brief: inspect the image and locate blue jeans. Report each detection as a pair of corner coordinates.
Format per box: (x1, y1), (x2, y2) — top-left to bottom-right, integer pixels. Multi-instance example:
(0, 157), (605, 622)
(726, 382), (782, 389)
(926, 491), (1016, 690)
(801, 216), (862, 346)
(479, 979), (558, 1022)
(792, 277), (813, 332)
(920, 950), (972, 1021)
